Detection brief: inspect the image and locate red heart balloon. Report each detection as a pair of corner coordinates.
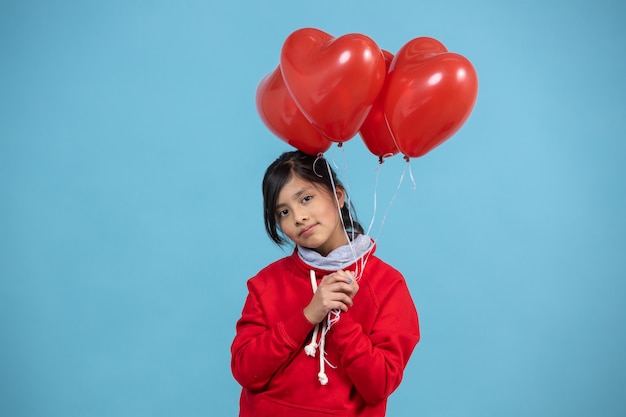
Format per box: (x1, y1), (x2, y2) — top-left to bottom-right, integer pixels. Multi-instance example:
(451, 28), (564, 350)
(383, 37), (478, 158)
(358, 50), (399, 161)
(256, 65), (332, 155)
(280, 28), (386, 142)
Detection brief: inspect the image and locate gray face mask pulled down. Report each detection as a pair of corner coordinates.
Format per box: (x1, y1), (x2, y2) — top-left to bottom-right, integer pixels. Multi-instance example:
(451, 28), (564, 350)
(297, 234), (373, 271)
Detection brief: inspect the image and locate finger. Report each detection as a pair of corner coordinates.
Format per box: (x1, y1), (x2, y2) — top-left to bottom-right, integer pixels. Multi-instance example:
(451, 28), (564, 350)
(322, 282), (356, 298)
(330, 292), (354, 308)
(323, 270), (355, 284)
(318, 289), (354, 308)
(317, 298), (349, 313)
(337, 269), (355, 283)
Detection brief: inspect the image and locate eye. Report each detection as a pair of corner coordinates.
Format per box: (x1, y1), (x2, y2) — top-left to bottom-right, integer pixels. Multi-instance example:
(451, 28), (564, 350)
(277, 208), (289, 218)
(302, 195), (313, 204)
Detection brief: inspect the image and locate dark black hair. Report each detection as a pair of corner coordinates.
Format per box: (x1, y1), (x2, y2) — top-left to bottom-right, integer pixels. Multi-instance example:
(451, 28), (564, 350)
(262, 150), (364, 246)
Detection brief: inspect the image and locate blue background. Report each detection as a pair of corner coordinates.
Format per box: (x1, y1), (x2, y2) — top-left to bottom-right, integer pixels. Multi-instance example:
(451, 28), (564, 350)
(1, 1), (625, 416)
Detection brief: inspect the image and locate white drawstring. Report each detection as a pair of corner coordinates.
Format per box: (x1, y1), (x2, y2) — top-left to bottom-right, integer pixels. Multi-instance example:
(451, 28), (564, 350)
(318, 318), (329, 385)
(304, 270), (320, 357)
(305, 269), (336, 385)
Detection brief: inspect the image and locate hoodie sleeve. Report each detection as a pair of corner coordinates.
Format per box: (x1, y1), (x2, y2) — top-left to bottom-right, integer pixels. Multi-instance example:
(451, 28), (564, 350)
(230, 277), (314, 391)
(332, 272), (420, 405)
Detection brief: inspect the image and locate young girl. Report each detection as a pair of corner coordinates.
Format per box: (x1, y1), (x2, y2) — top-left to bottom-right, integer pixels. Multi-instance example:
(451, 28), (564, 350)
(231, 150), (420, 417)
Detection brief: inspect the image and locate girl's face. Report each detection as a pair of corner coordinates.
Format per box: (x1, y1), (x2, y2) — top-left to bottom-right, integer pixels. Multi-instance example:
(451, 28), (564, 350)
(275, 175), (347, 256)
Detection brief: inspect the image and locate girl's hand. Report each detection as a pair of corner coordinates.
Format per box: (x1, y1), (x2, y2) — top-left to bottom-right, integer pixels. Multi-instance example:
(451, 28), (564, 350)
(303, 270), (359, 324)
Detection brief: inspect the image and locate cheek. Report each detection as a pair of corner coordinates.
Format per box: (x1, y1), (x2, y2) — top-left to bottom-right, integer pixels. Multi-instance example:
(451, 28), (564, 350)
(277, 218), (292, 234)
(323, 200), (341, 217)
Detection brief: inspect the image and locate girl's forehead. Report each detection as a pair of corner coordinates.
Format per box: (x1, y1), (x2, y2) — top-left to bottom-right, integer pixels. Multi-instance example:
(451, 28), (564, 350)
(280, 176), (314, 195)
(284, 174), (312, 187)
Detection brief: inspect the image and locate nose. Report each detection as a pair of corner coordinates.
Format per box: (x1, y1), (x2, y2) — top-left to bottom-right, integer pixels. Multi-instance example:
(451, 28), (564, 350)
(293, 208), (308, 224)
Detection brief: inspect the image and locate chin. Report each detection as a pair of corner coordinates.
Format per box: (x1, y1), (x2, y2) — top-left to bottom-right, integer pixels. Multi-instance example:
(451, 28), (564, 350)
(300, 242), (326, 254)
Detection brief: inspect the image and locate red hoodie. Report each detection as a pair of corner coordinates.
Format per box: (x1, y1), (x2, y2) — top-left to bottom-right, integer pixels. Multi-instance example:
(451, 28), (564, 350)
(231, 246), (420, 417)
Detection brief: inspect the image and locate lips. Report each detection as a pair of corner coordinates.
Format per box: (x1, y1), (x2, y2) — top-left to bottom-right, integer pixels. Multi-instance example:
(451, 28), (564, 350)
(299, 224), (317, 237)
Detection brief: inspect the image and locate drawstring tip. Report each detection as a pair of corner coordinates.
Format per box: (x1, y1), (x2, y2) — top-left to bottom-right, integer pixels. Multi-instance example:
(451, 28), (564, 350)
(304, 343), (318, 357)
(318, 372), (329, 385)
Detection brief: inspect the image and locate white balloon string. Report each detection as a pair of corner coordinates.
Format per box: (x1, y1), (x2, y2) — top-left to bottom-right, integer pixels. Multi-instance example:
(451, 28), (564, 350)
(383, 113), (402, 159)
(321, 150), (359, 274)
(336, 144), (357, 242)
(353, 163), (403, 282)
(405, 156), (417, 190)
(371, 163), (406, 244)
(366, 164), (382, 237)
(313, 152), (325, 178)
